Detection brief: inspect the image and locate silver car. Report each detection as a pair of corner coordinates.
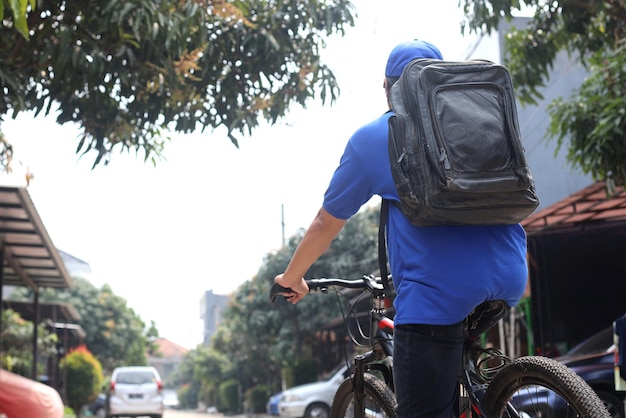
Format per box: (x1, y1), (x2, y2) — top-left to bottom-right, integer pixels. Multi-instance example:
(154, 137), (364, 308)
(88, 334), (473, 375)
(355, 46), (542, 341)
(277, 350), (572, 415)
(106, 366), (163, 418)
(279, 364), (348, 418)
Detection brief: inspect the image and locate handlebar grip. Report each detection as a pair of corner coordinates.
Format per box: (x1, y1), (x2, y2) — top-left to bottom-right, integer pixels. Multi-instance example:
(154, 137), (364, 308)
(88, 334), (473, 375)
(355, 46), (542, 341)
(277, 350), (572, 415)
(269, 279), (332, 303)
(269, 283), (292, 303)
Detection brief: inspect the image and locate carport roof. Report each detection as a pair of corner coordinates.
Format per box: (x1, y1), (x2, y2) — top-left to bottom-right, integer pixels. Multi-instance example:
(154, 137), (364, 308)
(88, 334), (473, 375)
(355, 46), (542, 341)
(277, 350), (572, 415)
(522, 181), (626, 235)
(2, 300), (81, 322)
(0, 186), (72, 290)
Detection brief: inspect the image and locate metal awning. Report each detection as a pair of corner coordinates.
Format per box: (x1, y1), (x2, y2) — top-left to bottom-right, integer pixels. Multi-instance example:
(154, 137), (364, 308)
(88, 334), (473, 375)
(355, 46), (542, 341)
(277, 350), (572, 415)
(0, 186), (72, 290)
(0, 185), (74, 381)
(2, 300), (81, 322)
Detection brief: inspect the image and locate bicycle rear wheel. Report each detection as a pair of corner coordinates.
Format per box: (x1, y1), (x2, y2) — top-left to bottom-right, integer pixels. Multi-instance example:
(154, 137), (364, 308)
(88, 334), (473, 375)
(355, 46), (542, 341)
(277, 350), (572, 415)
(481, 355), (610, 417)
(331, 373), (396, 418)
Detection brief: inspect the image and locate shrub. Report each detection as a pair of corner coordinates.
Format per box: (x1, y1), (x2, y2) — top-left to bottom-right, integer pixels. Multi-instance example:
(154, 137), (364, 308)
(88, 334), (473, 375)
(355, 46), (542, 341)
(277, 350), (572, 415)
(63, 406), (76, 418)
(178, 382), (200, 410)
(247, 384), (271, 413)
(62, 345), (103, 414)
(218, 379), (240, 414)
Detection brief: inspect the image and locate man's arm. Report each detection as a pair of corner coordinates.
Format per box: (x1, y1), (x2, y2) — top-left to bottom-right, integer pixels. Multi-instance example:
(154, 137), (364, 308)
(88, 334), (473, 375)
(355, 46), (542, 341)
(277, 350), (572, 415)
(275, 207), (347, 304)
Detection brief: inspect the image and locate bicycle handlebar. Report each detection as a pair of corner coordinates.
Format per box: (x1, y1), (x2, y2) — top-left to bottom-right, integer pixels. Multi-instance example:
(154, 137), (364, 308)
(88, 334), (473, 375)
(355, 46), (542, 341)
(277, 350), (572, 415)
(269, 275), (387, 303)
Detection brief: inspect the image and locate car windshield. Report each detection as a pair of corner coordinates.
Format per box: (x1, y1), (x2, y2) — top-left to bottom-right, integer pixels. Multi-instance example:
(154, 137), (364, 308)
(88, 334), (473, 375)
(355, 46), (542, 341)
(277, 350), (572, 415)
(116, 371), (156, 384)
(566, 326), (614, 355)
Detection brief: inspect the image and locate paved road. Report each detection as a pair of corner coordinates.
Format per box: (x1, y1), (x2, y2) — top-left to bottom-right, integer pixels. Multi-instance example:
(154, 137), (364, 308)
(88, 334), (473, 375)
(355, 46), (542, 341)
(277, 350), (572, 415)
(163, 412), (214, 418)
(162, 411), (205, 418)
(164, 411), (269, 418)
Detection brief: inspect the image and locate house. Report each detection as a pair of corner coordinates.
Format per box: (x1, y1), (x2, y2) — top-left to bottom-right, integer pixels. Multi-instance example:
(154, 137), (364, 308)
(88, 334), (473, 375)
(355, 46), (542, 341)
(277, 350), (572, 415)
(147, 337), (189, 386)
(522, 181), (626, 353)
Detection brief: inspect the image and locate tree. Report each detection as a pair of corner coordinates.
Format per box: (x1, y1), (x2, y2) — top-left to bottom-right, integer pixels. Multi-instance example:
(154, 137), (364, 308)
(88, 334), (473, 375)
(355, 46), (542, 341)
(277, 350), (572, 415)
(0, 0), (355, 167)
(145, 320), (160, 357)
(173, 206), (381, 409)
(304, 205), (379, 279)
(170, 342), (232, 409)
(460, 0), (626, 186)
(9, 277), (152, 372)
(0, 308), (58, 376)
(214, 206), (380, 394)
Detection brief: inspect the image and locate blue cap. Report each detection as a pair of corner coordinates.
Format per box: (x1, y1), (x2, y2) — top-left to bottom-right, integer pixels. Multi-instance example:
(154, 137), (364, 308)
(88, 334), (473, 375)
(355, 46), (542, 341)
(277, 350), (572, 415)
(385, 39), (443, 78)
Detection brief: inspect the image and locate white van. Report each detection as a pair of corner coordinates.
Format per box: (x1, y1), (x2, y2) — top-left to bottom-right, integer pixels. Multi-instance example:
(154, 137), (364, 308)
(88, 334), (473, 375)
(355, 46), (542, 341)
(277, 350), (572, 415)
(106, 366), (163, 418)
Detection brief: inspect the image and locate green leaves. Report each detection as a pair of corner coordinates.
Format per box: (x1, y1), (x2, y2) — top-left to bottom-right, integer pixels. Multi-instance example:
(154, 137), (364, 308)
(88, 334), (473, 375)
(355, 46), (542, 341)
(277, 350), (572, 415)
(0, 0), (355, 167)
(174, 207), (380, 407)
(62, 345), (104, 413)
(0, 309), (58, 376)
(463, 0), (626, 185)
(9, 278), (152, 372)
(2, 0), (35, 39)
(548, 39), (626, 185)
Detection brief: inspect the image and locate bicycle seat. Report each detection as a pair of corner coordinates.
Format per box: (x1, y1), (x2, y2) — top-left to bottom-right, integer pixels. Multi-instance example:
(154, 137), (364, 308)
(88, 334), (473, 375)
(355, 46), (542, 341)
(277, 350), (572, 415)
(465, 300), (509, 339)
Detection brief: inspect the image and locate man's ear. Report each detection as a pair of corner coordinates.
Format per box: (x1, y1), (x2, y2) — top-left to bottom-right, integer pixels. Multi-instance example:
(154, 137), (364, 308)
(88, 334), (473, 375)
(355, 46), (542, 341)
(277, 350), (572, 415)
(384, 78), (392, 109)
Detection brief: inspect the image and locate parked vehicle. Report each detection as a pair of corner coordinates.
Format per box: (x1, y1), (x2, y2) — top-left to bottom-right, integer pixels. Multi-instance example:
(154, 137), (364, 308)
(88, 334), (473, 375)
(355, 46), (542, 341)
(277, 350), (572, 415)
(162, 389), (180, 409)
(278, 364), (348, 418)
(513, 326), (625, 418)
(557, 326), (625, 418)
(87, 393), (106, 418)
(105, 366), (163, 418)
(266, 392), (282, 415)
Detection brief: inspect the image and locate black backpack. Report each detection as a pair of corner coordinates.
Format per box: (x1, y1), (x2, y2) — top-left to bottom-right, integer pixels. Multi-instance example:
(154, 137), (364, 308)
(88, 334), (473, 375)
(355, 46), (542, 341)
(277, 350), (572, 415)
(387, 58), (539, 226)
(378, 58), (539, 285)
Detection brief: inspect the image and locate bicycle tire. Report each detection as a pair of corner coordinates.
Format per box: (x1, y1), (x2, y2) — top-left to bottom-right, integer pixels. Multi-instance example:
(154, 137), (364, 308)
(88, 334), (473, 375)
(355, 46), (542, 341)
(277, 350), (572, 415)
(481, 355), (611, 417)
(331, 373), (396, 418)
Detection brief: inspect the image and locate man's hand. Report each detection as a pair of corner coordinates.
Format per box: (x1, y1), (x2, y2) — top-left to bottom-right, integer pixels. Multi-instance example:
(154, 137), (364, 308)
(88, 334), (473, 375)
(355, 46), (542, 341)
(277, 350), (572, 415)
(274, 274), (309, 304)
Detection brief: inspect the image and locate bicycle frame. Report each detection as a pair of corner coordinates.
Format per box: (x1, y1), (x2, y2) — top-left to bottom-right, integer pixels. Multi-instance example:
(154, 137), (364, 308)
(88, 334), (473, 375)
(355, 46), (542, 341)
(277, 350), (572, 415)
(345, 278), (394, 418)
(271, 276), (395, 418)
(270, 275), (510, 418)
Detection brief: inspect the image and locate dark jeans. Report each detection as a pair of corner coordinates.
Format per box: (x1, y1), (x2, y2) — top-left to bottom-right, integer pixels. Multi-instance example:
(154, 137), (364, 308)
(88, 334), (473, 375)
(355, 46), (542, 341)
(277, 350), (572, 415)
(393, 322), (464, 418)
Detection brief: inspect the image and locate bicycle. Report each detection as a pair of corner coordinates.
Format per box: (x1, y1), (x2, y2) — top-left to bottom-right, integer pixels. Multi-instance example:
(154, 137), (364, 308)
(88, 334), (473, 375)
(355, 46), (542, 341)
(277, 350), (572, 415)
(270, 275), (611, 418)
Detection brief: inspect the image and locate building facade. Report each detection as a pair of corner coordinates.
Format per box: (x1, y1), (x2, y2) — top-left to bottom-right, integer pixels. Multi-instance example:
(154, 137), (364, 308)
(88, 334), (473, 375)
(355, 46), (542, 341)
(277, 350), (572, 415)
(199, 290), (229, 346)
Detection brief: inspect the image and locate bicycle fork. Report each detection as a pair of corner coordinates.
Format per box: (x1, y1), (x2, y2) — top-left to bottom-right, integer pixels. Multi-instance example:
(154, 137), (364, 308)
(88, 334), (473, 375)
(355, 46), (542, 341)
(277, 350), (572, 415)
(351, 350), (376, 418)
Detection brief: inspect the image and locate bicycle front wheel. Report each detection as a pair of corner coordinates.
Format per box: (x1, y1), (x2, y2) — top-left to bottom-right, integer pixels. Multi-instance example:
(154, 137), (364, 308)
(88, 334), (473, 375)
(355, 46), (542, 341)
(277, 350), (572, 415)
(481, 355), (610, 417)
(331, 373), (396, 418)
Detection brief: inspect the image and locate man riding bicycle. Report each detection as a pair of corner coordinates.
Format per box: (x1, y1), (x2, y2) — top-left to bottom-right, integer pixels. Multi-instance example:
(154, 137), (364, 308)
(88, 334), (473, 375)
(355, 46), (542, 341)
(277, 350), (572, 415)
(274, 39), (528, 418)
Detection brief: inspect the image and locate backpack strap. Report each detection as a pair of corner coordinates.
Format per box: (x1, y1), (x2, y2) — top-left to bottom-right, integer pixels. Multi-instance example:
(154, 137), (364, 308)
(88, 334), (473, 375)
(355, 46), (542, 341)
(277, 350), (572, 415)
(378, 199), (391, 291)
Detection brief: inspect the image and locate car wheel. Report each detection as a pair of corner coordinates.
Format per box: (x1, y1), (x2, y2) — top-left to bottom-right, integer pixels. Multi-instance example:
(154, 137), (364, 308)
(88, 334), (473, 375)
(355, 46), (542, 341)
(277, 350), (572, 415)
(304, 402), (330, 418)
(596, 390), (625, 418)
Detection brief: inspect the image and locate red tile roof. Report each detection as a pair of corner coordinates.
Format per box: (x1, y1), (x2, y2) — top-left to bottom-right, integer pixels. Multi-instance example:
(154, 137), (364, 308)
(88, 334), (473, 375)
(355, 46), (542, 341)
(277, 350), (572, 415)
(522, 181), (626, 235)
(154, 337), (189, 359)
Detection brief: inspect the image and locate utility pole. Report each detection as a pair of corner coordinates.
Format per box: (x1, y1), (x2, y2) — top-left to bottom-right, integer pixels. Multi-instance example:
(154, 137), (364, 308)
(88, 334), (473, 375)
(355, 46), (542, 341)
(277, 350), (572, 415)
(281, 204), (286, 247)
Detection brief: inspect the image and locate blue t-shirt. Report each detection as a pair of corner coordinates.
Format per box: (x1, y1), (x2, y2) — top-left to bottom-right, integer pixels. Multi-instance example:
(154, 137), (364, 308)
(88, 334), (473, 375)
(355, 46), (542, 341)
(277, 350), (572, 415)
(323, 111), (528, 326)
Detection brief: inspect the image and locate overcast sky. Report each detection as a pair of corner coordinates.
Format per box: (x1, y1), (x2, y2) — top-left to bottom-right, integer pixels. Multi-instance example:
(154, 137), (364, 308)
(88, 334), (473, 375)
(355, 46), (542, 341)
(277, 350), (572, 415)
(1, 0), (488, 348)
